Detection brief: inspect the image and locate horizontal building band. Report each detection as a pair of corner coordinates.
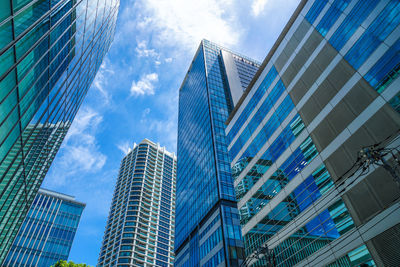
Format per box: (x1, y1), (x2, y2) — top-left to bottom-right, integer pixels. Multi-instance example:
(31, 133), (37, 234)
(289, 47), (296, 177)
(226, 0), (400, 266)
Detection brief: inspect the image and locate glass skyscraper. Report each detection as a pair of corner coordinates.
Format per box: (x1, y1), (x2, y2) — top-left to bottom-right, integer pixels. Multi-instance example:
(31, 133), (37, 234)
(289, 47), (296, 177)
(4, 188), (85, 267)
(98, 139), (176, 267)
(175, 40), (260, 267)
(0, 0), (119, 263)
(225, 0), (400, 266)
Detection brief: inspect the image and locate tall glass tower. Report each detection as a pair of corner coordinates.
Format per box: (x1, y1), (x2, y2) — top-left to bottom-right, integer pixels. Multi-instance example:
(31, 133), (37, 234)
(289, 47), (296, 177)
(98, 139), (176, 267)
(4, 188), (85, 267)
(175, 40), (260, 267)
(0, 0), (119, 263)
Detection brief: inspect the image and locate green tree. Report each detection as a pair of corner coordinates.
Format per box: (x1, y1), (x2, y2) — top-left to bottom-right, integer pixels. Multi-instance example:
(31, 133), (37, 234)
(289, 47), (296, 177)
(51, 260), (92, 267)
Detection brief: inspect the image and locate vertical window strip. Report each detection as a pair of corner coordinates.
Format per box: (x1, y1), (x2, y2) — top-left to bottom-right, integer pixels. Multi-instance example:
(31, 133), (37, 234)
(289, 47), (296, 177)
(364, 38), (400, 93)
(233, 94), (294, 163)
(239, 136), (318, 225)
(305, 0), (329, 25)
(227, 66), (278, 144)
(389, 91), (400, 113)
(345, 0), (400, 69)
(243, 164), (334, 255)
(229, 79), (286, 161)
(233, 114), (305, 202)
(329, 0), (380, 51)
(316, 0), (351, 37)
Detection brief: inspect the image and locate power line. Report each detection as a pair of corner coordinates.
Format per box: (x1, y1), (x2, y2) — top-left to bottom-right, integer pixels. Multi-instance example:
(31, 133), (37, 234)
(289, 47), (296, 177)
(239, 129), (400, 267)
(240, 245), (275, 267)
(358, 144), (400, 189)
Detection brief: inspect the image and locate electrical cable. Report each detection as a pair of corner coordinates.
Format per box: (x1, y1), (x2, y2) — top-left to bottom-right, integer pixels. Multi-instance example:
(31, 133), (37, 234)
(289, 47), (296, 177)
(242, 158), (365, 261)
(243, 143), (389, 266)
(306, 195), (400, 267)
(240, 129), (400, 266)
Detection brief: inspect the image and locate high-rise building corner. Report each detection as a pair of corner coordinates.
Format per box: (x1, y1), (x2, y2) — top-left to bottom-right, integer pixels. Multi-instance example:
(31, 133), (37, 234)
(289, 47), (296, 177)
(175, 39), (260, 267)
(4, 188), (85, 267)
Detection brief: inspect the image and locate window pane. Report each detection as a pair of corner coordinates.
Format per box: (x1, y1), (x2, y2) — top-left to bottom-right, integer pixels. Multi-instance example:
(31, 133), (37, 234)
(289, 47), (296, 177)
(0, 0), (11, 21)
(0, 70), (16, 103)
(15, 20), (49, 60)
(13, 0), (50, 37)
(0, 47), (15, 78)
(0, 20), (13, 51)
(17, 36), (49, 83)
(0, 106), (19, 146)
(0, 125), (21, 172)
(0, 86), (18, 126)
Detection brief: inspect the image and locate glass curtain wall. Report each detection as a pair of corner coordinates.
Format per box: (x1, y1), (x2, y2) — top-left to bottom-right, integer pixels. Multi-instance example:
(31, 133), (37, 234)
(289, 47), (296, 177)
(0, 0), (119, 263)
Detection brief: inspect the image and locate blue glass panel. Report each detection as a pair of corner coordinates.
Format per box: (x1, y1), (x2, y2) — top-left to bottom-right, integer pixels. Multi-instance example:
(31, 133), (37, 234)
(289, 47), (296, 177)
(14, 0), (50, 37)
(226, 66), (278, 144)
(332, 245), (376, 266)
(199, 228), (222, 259)
(1, 0), (118, 263)
(245, 198), (354, 266)
(0, 20), (13, 51)
(239, 137), (318, 224)
(389, 91), (400, 113)
(6, 191), (84, 267)
(364, 38), (400, 93)
(176, 45), (219, 249)
(305, 0), (329, 25)
(329, 0), (379, 51)
(230, 80), (286, 160)
(233, 115), (305, 206)
(233, 94), (294, 162)
(345, 0), (400, 69)
(316, 0), (350, 37)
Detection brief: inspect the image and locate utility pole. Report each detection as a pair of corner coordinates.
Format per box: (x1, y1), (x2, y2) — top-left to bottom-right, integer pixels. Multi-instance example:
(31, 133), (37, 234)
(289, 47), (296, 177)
(240, 134), (400, 267)
(358, 145), (400, 188)
(240, 245), (275, 267)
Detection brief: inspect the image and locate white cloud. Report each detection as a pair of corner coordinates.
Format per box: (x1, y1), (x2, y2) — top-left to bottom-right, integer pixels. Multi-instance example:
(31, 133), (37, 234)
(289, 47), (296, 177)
(130, 73), (159, 96)
(64, 108), (102, 142)
(135, 40), (159, 58)
(140, 92), (178, 152)
(117, 141), (132, 155)
(251, 0), (269, 16)
(66, 145), (106, 172)
(251, 0), (299, 19)
(135, 0), (241, 51)
(141, 115), (177, 152)
(149, 118), (177, 151)
(165, 57), (173, 63)
(142, 108), (151, 118)
(92, 59), (114, 105)
(45, 107), (107, 187)
(61, 108), (106, 172)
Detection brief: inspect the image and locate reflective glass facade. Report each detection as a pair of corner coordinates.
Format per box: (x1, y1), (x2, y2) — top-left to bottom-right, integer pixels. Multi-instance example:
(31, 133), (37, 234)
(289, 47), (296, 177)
(98, 139), (176, 267)
(4, 188), (85, 267)
(175, 40), (259, 267)
(226, 0), (400, 266)
(0, 0), (119, 262)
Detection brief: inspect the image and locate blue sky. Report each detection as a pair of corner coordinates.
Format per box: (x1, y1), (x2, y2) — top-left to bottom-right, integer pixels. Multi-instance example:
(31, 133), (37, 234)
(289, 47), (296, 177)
(42, 0), (299, 265)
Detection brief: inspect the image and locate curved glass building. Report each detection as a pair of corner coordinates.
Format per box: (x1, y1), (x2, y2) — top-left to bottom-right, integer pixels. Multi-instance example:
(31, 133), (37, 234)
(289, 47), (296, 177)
(0, 0), (119, 263)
